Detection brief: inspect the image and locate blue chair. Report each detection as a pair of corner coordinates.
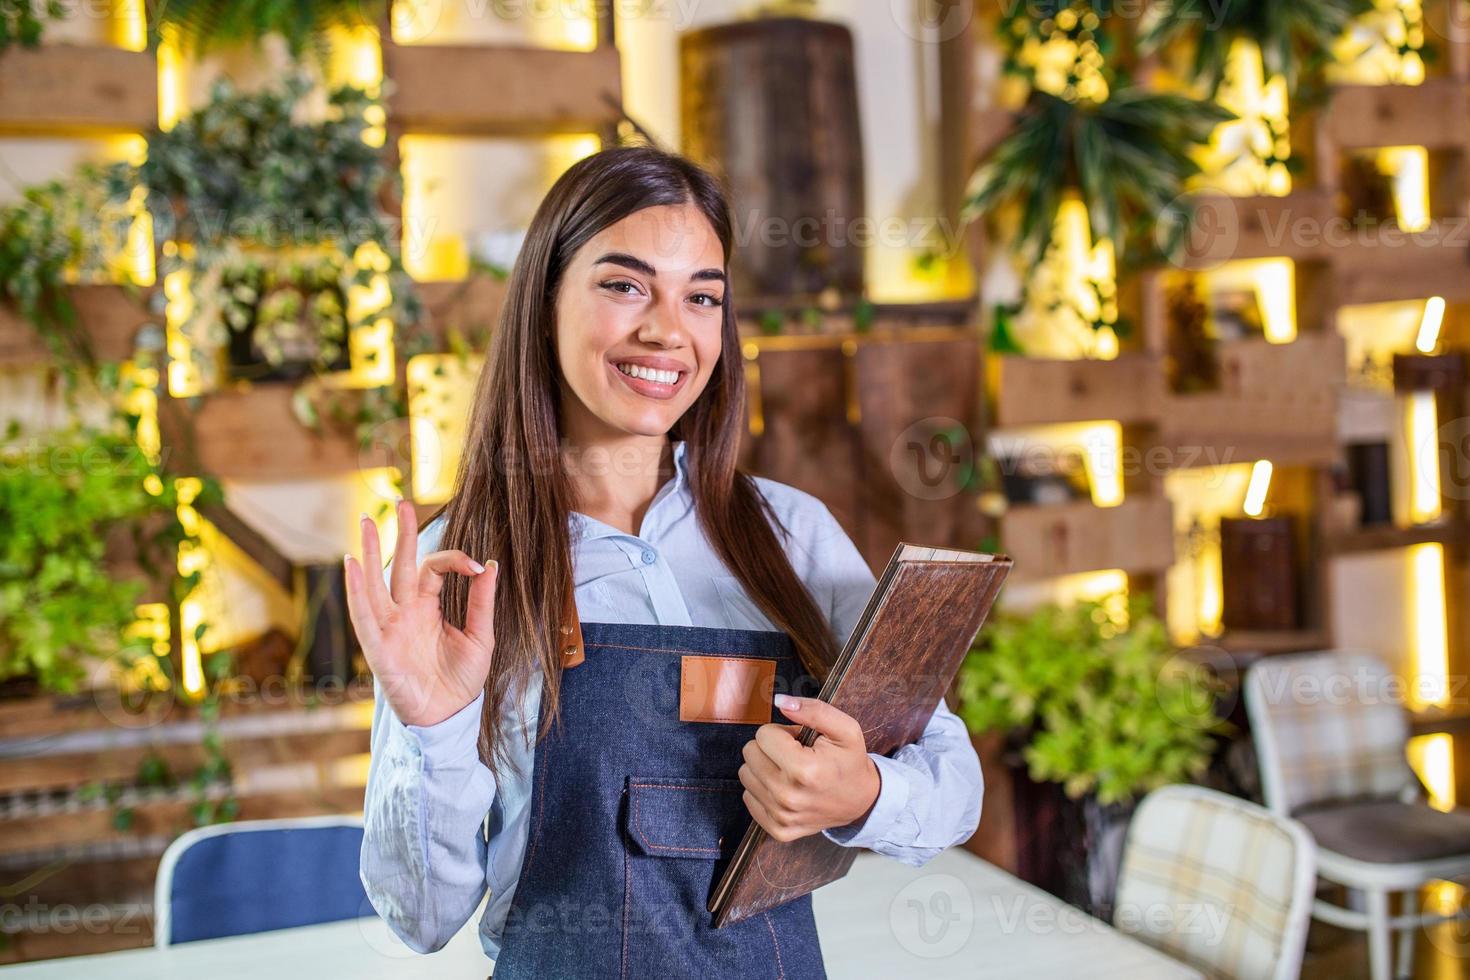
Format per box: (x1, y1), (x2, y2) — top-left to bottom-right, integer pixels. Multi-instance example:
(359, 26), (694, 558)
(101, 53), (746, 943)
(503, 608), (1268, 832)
(154, 816), (374, 946)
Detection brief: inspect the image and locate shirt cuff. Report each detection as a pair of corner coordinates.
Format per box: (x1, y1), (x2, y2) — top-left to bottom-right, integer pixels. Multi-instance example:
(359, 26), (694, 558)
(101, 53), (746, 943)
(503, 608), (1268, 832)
(392, 691), (486, 770)
(820, 753), (911, 849)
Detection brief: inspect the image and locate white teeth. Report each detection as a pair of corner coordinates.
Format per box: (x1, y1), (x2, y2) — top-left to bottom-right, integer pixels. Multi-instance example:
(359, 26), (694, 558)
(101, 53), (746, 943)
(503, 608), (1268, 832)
(616, 363), (680, 385)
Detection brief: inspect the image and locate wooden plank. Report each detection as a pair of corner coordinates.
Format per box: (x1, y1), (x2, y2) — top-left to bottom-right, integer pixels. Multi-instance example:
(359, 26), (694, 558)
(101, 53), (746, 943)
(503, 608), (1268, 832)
(1000, 496), (1175, 581)
(0, 286), (155, 367)
(1320, 79), (1470, 151)
(0, 728), (371, 795)
(413, 276), (508, 350)
(990, 353), (1164, 428)
(156, 384), (391, 481)
(0, 785), (365, 859)
(382, 43), (622, 136)
(197, 502), (295, 593)
(1157, 332), (1346, 468)
(1323, 521), (1462, 557)
(1331, 228), (1470, 305)
(1180, 191), (1337, 268)
(0, 44), (157, 132)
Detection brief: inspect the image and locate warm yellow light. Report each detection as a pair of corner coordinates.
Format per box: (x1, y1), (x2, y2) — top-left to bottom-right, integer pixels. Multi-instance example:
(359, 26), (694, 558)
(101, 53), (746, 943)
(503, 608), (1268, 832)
(113, 0), (148, 51)
(1207, 258), (1297, 343)
(1378, 145), (1431, 233)
(1416, 295), (1445, 353)
(1408, 734), (1456, 812)
(1203, 39), (1292, 196)
(1243, 460), (1273, 517)
(175, 478), (209, 699)
(1409, 542), (1448, 709)
(1080, 422), (1124, 508)
(1330, 0), (1426, 86)
(163, 266), (206, 397)
(1009, 196), (1120, 359)
(1165, 463), (1256, 643)
(407, 354), (481, 502)
(156, 30), (185, 132)
(1407, 391), (1442, 523)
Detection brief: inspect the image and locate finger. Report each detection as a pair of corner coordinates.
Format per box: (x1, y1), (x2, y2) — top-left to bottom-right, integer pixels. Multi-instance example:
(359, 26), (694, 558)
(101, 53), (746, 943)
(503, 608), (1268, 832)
(739, 741), (784, 795)
(358, 513), (392, 622)
(773, 695), (864, 749)
(389, 498), (419, 603)
(342, 556), (382, 650)
(742, 789), (782, 838)
(463, 559), (499, 648)
(753, 721), (807, 772)
(417, 550), (486, 600)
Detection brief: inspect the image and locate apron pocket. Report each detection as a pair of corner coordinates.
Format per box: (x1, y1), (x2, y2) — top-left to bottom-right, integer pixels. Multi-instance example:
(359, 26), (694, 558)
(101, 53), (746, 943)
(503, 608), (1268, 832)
(621, 774), (806, 979)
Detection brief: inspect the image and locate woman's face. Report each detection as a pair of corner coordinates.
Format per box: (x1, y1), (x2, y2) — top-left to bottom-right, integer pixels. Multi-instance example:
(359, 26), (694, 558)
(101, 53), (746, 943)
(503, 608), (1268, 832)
(554, 202), (727, 443)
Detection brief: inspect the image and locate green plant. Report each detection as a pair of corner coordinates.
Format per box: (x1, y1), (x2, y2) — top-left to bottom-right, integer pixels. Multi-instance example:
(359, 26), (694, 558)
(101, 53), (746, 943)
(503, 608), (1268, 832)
(0, 419), (178, 692)
(0, 163), (143, 375)
(1139, 0), (1375, 95)
(955, 593), (1227, 805)
(0, 0), (65, 53)
(147, 0), (387, 66)
(115, 74), (421, 386)
(964, 88), (1234, 268)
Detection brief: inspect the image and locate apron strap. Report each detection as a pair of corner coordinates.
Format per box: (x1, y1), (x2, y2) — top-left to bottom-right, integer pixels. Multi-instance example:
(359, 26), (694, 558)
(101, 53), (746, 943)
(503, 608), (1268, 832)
(558, 565), (584, 668)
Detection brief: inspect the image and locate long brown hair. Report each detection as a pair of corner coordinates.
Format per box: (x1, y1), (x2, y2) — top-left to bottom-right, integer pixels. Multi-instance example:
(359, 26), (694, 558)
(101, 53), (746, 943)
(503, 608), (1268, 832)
(431, 145), (839, 778)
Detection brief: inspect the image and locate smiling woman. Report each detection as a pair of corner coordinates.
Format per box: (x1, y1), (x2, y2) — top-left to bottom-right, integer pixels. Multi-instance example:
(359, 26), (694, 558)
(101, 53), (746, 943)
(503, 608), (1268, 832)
(346, 145), (985, 979)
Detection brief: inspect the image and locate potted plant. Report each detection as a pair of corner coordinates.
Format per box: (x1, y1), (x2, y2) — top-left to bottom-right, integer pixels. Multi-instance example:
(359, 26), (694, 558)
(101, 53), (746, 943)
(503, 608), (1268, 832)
(954, 592), (1227, 912)
(113, 73), (420, 390)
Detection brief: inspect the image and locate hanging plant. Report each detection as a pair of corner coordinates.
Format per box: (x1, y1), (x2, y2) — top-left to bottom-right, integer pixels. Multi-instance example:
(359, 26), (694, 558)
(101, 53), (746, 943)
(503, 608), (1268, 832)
(0, 162), (146, 378)
(964, 88), (1234, 268)
(1138, 0), (1376, 97)
(145, 0), (387, 66)
(113, 74), (421, 388)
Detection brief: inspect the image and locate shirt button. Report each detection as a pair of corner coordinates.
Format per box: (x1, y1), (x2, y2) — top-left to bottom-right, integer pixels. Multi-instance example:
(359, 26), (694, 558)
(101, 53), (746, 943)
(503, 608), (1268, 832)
(641, 549), (656, 565)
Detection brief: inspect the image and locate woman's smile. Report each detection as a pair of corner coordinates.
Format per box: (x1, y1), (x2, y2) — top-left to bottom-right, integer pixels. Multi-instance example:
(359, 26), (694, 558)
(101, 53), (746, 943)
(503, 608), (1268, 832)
(608, 354), (691, 401)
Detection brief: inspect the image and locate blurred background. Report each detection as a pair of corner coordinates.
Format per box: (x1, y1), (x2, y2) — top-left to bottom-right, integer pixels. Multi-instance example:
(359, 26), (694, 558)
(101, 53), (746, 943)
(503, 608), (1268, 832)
(3, 0), (1470, 976)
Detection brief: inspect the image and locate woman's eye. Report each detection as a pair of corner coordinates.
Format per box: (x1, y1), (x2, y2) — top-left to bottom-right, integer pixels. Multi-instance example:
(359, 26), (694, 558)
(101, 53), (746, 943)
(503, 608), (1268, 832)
(690, 293), (724, 308)
(600, 279), (641, 296)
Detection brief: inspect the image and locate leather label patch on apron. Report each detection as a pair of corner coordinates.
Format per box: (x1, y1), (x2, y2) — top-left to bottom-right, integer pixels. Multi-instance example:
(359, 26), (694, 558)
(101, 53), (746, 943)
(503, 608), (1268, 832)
(678, 655), (775, 725)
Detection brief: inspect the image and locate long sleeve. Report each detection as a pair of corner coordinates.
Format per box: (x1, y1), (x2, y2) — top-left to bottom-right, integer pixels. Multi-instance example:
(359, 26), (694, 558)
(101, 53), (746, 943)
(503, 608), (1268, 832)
(359, 536), (497, 952)
(802, 501), (985, 866)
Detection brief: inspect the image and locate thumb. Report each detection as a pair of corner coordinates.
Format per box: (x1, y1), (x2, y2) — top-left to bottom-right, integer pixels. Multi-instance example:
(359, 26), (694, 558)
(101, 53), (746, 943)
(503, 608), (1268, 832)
(773, 694), (863, 749)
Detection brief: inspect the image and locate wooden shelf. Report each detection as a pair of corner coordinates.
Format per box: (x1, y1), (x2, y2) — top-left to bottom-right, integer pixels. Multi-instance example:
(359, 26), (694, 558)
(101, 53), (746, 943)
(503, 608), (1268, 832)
(0, 44), (156, 132)
(0, 285), (155, 367)
(1324, 522), (1462, 557)
(1330, 228), (1470, 305)
(156, 383), (388, 482)
(989, 352), (1163, 428)
(413, 275), (509, 350)
(1181, 191), (1337, 268)
(1318, 79), (1470, 151)
(1000, 496), (1174, 582)
(1211, 629), (1332, 655)
(382, 42), (622, 136)
(1411, 706), (1470, 737)
(1157, 332), (1345, 468)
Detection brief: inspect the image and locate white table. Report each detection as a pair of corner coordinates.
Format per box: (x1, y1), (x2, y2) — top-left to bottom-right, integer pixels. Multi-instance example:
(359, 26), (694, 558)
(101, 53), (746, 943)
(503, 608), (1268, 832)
(2, 848), (1200, 978)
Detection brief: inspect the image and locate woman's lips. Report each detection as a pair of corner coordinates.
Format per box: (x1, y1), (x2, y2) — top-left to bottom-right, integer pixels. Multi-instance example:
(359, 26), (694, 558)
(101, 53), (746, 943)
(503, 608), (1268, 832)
(609, 361), (687, 401)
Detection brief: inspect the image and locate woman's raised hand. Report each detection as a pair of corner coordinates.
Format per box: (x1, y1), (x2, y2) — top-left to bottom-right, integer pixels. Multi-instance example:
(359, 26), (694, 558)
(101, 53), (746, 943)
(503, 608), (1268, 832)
(343, 498), (499, 728)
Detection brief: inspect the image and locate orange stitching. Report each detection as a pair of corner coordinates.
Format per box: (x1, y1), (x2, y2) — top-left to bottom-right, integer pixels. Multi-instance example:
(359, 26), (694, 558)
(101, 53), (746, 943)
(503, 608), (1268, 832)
(620, 843), (630, 980)
(630, 782), (734, 855)
(763, 911), (786, 979)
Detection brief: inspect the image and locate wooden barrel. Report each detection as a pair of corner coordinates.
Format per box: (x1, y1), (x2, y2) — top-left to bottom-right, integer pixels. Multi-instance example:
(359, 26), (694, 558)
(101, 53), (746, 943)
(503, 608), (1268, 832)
(680, 17), (866, 310)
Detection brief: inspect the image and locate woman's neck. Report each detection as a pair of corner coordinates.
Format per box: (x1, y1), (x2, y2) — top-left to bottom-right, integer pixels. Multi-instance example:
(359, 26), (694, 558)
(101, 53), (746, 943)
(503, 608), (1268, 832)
(561, 433), (676, 538)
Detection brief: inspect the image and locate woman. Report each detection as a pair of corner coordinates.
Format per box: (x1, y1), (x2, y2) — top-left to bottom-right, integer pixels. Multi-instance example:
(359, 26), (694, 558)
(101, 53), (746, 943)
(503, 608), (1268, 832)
(348, 145), (983, 979)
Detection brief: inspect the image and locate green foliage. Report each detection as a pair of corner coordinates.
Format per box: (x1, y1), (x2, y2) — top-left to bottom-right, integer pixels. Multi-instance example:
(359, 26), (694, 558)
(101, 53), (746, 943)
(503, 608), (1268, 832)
(114, 74), (421, 384)
(1139, 0), (1376, 95)
(955, 593), (1227, 805)
(0, 163), (141, 373)
(147, 0), (387, 66)
(0, 0), (64, 53)
(0, 421), (171, 692)
(965, 88), (1234, 267)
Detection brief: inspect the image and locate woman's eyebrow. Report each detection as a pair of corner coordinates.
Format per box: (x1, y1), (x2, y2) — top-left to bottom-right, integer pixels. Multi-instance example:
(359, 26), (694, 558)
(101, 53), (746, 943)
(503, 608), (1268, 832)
(593, 252), (726, 285)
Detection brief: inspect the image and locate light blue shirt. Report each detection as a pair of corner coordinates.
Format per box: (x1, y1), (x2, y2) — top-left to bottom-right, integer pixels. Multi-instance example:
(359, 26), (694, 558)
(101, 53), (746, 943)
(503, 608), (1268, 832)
(361, 439), (985, 957)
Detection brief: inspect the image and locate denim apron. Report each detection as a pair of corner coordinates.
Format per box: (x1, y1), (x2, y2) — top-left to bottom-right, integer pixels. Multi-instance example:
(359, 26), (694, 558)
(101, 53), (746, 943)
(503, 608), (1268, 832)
(490, 621), (829, 980)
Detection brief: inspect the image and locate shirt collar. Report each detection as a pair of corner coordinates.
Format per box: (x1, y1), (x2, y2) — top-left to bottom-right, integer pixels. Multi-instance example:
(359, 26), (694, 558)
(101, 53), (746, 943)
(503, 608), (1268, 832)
(571, 439), (690, 542)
